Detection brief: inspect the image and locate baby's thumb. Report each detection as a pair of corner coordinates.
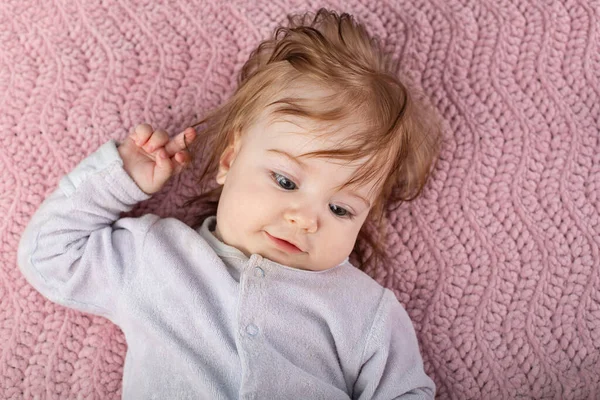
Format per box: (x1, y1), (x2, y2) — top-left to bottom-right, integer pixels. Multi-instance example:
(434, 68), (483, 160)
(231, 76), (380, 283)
(153, 149), (175, 189)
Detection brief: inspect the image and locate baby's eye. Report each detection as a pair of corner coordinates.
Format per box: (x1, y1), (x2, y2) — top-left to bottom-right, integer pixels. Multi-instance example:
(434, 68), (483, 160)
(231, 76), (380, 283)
(272, 172), (297, 190)
(329, 204), (352, 218)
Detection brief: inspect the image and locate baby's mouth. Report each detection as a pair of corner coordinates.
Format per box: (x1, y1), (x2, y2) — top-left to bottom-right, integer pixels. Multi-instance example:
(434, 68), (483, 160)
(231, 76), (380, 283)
(264, 232), (304, 254)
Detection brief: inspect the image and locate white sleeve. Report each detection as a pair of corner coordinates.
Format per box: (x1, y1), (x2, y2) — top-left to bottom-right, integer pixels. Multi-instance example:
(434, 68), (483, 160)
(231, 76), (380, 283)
(17, 140), (158, 321)
(354, 289), (436, 399)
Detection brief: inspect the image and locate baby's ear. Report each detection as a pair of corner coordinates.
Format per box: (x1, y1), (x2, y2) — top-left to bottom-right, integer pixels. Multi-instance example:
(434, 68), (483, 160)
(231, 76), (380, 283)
(216, 137), (241, 185)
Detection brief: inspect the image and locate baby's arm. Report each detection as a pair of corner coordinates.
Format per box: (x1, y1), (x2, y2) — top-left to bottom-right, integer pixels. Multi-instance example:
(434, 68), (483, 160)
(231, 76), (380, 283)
(17, 124), (195, 320)
(353, 290), (435, 400)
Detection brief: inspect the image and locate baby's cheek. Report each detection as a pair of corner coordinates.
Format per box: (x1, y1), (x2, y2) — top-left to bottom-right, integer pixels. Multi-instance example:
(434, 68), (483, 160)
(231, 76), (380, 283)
(338, 227), (361, 256)
(315, 231), (357, 269)
(235, 179), (276, 218)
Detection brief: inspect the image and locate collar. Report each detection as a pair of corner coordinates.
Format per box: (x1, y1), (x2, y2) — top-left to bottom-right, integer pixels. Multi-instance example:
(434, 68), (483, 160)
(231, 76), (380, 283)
(198, 216), (249, 261)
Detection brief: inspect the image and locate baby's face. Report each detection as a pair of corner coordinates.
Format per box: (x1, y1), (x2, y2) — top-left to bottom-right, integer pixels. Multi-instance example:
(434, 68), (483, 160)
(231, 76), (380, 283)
(213, 112), (381, 271)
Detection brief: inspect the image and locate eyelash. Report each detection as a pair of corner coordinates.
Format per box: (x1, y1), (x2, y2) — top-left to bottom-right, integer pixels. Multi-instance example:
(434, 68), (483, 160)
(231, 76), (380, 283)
(270, 172), (355, 220)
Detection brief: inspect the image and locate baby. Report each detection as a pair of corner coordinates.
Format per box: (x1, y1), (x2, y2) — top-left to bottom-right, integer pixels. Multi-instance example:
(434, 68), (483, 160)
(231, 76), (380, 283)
(18, 8), (439, 399)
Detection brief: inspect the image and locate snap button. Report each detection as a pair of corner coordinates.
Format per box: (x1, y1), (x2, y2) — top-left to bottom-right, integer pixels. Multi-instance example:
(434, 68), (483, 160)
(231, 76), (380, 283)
(254, 266), (265, 278)
(246, 324), (259, 336)
(250, 254), (263, 266)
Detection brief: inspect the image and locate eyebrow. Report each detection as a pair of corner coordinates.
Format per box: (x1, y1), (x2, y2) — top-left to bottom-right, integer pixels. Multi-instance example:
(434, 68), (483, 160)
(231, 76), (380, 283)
(266, 148), (308, 169)
(347, 192), (371, 208)
(266, 148), (371, 208)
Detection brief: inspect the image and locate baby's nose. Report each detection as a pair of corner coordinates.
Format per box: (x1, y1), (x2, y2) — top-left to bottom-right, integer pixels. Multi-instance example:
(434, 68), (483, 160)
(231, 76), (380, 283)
(284, 208), (318, 233)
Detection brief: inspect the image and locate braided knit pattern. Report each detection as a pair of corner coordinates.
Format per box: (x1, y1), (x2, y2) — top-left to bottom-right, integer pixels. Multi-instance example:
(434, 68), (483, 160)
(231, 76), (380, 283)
(2, 0), (599, 398)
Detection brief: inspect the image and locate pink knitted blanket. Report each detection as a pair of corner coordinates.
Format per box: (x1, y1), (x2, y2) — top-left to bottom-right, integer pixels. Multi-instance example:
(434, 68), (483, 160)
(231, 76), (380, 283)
(2, 0), (599, 398)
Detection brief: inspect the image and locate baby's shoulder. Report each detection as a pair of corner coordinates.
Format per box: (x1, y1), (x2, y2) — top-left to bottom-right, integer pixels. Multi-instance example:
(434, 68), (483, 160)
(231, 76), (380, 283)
(336, 261), (386, 294)
(336, 262), (411, 316)
(138, 216), (216, 257)
(336, 264), (414, 333)
(331, 262), (393, 310)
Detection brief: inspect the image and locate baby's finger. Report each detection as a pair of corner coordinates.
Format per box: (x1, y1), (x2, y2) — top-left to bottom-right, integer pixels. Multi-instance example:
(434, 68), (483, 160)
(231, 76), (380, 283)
(132, 123), (153, 146)
(143, 129), (170, 153)
(165, 127), (196, 156)
(171, 151), (192, 175)
(154, 148), (175, 186)
(176, 150), (191, 164)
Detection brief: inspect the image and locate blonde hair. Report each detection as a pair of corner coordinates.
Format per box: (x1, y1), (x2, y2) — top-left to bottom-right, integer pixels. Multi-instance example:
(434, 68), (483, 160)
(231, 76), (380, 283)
(185, 8), (441, 268)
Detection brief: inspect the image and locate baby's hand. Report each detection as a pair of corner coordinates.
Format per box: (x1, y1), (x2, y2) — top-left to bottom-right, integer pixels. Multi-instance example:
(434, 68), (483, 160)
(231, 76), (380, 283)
(117, 123), (196, 194)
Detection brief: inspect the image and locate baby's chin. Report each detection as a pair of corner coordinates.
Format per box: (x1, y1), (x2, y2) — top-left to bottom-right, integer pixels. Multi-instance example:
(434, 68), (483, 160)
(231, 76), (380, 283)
(241, 245), (342, 271)
(261, 251), (345, 272)
(256, 249), (308, 269)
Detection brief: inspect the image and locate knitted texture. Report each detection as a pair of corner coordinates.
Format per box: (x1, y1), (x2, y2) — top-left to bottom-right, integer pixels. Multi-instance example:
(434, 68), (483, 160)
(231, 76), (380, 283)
(2, 0), (600, 398)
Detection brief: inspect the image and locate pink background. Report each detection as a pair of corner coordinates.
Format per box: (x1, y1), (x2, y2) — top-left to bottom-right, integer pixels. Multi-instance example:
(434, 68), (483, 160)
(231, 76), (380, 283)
(2, 0), (599, 398)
